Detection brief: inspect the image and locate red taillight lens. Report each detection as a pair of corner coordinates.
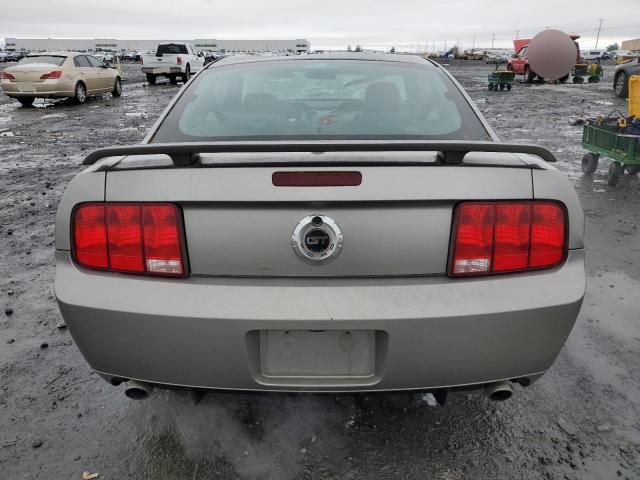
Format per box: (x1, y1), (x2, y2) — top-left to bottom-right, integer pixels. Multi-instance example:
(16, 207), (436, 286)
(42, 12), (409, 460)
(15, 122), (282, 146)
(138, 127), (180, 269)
(2, 71), (15, 80)
(40, 70), (62, 80)
(107, 205), (144, 272)
(177, 56), (182, 65)
(529, 203), (566, 268)
(493, 203), (530, 272)
(73, 203), (186, 276)
(450, 201), (566, 276)
(140, 56), (143, 65)
(73, 205), (108, 269)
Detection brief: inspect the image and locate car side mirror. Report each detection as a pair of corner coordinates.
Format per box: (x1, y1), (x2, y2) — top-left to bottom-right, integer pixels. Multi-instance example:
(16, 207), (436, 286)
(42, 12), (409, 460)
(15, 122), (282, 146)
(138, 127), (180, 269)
(511, 54), (517, 58)
(102, 62), (111, 68)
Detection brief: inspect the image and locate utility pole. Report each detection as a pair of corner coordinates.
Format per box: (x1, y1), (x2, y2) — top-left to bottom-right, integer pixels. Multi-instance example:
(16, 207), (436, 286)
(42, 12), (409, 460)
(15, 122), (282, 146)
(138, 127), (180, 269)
(516, 30), (519, 40)
(491, 33), (495, 49)
(444, 40), (447, 52)
(595, 18), (604, 49)
(472, 36), (476, 50)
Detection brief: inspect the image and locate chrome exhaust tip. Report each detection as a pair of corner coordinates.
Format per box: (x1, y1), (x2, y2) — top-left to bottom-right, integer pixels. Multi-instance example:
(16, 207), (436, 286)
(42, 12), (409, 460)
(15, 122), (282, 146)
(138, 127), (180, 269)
(484, 381), (513, 401)
(124, 380), (154, 400)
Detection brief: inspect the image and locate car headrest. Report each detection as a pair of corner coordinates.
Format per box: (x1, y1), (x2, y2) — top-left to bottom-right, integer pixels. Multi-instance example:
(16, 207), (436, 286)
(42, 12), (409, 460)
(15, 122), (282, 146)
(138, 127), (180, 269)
(243, 93), (283, 114)
(364, 82), (402, 113)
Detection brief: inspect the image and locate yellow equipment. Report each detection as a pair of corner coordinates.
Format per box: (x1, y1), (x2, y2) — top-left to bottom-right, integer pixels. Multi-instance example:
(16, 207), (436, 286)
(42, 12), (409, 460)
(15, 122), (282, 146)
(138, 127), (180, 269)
(630, 75), (640, 118)
(616, 55), (638, 65)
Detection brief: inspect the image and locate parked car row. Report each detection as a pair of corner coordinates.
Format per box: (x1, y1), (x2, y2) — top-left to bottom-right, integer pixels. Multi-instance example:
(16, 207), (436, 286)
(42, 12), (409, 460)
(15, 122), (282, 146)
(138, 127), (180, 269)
(0, 51), (28, 62)
(486, 53), (511, 64)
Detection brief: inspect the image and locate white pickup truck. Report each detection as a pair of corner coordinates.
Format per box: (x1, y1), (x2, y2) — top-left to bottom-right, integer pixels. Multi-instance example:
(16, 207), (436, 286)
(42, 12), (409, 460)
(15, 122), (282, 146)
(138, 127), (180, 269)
(141, 43), (205, 85)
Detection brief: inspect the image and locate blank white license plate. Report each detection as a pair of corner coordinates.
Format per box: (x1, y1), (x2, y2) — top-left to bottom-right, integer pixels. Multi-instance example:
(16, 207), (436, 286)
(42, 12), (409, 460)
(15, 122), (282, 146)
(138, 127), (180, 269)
(260, 330), (375, 378)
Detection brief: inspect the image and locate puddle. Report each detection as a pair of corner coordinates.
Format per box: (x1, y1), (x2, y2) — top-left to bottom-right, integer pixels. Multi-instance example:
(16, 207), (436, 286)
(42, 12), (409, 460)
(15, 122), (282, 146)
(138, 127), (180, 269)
(0, 131), (15, 137)
(41, 113), (68, 120)
(586, 271), (640, 344)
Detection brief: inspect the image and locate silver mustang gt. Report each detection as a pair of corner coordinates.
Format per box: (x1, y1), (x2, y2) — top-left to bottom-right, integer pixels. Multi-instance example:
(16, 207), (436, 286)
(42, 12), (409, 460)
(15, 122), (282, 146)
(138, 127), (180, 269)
(55, 54), (585, 402)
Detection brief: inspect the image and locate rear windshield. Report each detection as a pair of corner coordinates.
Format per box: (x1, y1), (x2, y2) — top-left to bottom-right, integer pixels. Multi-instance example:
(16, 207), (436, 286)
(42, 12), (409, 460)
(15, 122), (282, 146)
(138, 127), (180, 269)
(151, 59), (490, 142)
(18, 55), (66, 66)
(156, 44), (188, 55)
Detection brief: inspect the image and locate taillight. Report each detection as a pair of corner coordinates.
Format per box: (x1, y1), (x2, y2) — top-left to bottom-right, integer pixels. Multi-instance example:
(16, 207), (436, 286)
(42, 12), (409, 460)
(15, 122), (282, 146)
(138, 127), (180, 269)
(72, 203), (187, 277)
(272, 171), (362, 187)
(140, 56), (143, 65)
(177, 56), (182, 65)
(2, 71), (15, 80)
(449, 201), (566, 276)
(40, 70), (62, 80)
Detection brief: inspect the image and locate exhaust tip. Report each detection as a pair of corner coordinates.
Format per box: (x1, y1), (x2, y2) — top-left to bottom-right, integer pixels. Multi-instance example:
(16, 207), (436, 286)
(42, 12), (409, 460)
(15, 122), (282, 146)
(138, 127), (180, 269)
(125, 387), (149, 400)
(124, 380), (153, 400)
(488, 389), (513, 401)
(484, 381), (513, 402)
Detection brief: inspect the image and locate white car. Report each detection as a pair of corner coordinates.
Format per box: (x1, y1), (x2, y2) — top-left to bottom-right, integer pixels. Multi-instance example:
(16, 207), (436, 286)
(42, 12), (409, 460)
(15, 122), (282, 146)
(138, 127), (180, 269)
(141, 43), (205, 85)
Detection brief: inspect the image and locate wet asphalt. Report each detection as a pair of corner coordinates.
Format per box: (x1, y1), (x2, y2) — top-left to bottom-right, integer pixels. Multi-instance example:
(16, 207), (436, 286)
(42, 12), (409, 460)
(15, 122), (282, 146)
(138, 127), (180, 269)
(0, 60), (639, 480)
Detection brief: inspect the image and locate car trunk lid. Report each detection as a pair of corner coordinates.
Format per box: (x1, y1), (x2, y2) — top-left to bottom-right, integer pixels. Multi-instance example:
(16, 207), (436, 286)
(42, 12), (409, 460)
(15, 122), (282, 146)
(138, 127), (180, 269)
(105, 152), (534, 277)
(6, 64), (62, 83)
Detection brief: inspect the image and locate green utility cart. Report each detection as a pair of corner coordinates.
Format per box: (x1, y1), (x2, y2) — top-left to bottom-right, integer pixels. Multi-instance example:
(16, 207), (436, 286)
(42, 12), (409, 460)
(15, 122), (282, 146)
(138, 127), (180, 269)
(488, 69), (515, 91)
(581, 122), (640, 186)
(571, 63), (603, 84)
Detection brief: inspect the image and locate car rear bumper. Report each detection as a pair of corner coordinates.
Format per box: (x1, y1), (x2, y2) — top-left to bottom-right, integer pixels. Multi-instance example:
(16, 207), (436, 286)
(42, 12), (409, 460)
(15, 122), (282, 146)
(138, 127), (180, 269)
(55, 249), (585, 392)
(1, 79), (73, 97)
(142, 67), (182, 75)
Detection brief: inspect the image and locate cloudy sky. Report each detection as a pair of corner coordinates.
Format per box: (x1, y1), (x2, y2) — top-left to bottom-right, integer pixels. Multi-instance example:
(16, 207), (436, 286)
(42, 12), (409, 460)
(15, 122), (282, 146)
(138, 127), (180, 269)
(1, 0), (638, 51)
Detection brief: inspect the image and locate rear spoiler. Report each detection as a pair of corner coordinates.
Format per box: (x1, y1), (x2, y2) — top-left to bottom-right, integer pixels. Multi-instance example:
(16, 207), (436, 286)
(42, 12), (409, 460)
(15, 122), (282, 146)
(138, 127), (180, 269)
(82, 140), (556, 167)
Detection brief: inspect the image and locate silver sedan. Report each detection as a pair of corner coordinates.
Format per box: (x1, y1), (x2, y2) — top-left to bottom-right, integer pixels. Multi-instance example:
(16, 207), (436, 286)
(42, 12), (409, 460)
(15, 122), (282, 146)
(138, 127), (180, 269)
(55, 53), (585, 403)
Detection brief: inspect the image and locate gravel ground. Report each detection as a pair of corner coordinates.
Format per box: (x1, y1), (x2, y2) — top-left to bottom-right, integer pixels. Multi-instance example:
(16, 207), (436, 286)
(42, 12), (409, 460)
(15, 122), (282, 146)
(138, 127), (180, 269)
(1, 59), (639, 480)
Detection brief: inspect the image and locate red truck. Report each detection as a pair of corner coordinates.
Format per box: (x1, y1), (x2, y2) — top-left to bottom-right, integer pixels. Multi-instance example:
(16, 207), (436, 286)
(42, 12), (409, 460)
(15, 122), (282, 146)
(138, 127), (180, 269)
(507, 35), (581, 83)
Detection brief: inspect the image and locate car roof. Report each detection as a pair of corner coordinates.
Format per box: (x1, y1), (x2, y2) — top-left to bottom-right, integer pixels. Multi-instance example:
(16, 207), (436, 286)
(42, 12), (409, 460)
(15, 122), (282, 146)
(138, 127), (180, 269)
(210, 52), (435, 68)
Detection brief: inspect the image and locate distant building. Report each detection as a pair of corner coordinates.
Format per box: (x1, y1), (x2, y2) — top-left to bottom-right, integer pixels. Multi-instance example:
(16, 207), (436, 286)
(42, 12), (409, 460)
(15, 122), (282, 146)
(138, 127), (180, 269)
(193, 39), (309, 54)
(3, 38), (310, 54)
(621, 38), (640, 52)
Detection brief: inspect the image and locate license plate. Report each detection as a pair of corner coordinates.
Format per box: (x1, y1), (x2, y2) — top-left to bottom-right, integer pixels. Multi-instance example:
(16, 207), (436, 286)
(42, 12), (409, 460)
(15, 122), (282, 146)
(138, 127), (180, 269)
(260, 330), (375, 378)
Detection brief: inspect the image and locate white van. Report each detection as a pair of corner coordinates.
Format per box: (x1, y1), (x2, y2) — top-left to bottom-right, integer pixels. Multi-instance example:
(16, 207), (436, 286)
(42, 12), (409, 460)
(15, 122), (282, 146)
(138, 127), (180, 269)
(582, 50), (604, 61)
